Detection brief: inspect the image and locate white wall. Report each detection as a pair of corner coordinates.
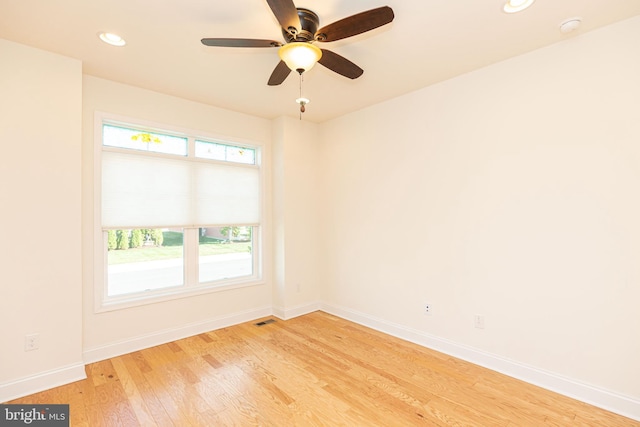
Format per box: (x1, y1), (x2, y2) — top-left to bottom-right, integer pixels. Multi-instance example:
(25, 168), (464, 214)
(272, 116), (322, 317)
(81, 76), (275, 360)
(319, 16), (640, 417)
(0, 39), (84, 401)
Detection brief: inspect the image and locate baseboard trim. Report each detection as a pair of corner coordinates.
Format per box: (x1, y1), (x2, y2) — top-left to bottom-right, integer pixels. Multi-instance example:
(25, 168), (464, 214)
(83, 306), (273, 364)
(320, 302), (640, 422)
(0, 363), (86, 404)
(272, 302), (321, 320)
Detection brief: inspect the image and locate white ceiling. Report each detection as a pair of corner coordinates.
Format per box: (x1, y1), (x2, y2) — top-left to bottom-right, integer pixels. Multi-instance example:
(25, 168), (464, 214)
(1, 0), (639, 123)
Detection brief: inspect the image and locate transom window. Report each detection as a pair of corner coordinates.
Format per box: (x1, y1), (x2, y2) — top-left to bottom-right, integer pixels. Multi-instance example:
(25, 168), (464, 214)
(96, 116), (262, 309)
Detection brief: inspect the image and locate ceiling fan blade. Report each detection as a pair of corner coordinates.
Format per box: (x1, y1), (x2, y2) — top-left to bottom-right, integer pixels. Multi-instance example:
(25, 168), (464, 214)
(201, 38), (282, 48)
(315, 6), (394, 43)
(318, 49), (363, 79)
(268, 60), (292, 86)
(266, 0), (300, 34)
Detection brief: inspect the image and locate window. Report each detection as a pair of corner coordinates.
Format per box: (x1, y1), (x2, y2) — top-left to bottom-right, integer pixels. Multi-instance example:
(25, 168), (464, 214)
(96, 117), (262, 308)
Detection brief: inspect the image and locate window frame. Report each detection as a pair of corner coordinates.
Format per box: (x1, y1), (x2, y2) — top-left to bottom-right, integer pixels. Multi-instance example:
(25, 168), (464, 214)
(93, 112), (265, 312)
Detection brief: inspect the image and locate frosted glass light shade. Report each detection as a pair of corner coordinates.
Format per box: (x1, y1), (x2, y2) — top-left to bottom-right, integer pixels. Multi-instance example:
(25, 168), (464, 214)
(278, 43), (322, 72)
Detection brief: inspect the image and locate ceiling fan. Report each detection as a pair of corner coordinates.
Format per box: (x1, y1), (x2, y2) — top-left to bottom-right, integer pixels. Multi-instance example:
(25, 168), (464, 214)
(201, 0), (395, 86)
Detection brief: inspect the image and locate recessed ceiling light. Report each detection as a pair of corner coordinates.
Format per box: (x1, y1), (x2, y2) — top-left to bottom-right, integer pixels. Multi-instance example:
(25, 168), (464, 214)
(503, 0), (535, 13)
(98, 32), (126, 47)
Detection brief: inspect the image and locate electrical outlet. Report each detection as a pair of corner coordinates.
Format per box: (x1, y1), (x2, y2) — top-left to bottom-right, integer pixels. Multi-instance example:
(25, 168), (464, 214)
(474, 315), (485, 329)
(424, 303), (432, 315)
(25, 333), (40, 351)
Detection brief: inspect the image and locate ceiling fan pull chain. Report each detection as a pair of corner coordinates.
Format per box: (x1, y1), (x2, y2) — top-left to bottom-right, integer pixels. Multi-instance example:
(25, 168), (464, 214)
(298, 72), (306, 118)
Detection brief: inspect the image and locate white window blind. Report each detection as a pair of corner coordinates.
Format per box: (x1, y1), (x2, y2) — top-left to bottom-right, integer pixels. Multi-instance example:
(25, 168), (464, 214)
(102, 151), (260, 228)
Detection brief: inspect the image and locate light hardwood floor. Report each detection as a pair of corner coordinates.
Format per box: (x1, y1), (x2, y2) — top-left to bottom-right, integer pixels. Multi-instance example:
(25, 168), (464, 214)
(7, 311), (638, 426)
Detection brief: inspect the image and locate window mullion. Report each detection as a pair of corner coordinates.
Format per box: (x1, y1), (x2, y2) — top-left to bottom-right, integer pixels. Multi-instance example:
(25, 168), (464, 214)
(183, 228), (199, 286)
(188, 136), (196, 158)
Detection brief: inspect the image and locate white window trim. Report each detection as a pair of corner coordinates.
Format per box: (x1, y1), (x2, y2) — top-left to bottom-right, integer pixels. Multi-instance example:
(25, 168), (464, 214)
(93, 111), (266, 313)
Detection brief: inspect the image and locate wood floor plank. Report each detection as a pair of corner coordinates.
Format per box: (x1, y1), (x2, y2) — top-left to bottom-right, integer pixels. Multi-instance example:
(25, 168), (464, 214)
(5, 311), (638, 426)
(110, 356), (156, 426)
(228, 326), (362, 425)
(66, 382), (90, 426)
(118, 353), (175, 426)
(277, 316), (491, 425)
(272, 324), (435, 423)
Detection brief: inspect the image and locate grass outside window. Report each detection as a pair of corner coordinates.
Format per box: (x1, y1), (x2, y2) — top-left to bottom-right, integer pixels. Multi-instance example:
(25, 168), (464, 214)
(108, 231), (251, 265)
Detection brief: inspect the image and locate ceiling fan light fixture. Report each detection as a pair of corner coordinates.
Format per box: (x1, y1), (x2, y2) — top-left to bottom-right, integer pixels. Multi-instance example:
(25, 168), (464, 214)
(98, 32), (126, 46)
(503, 0), (535, 13)
(278, 42), (322, 73)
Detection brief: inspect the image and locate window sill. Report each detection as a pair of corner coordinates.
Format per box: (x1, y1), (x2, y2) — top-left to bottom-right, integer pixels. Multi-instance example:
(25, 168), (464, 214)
(95, 278), (266, 313)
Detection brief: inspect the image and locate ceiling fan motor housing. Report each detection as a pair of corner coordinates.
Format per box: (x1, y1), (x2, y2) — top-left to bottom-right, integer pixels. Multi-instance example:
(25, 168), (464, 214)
(283, 8), (320, 42)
